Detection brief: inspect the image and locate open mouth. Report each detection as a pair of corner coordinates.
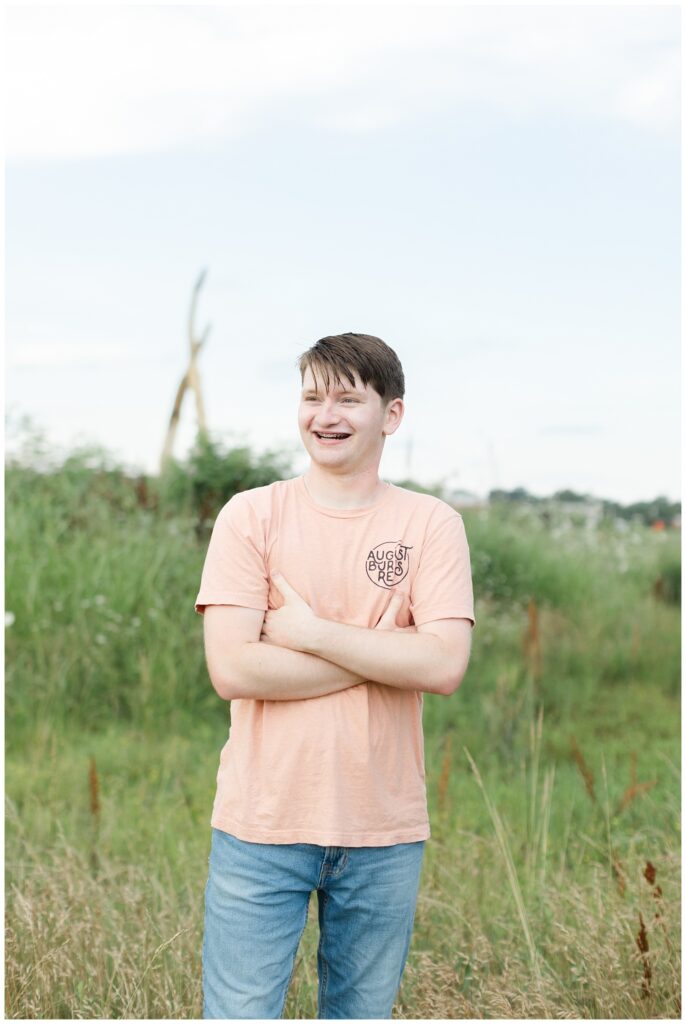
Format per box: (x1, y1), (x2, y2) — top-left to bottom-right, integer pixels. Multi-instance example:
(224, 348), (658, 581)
(313, 431), (351, 443)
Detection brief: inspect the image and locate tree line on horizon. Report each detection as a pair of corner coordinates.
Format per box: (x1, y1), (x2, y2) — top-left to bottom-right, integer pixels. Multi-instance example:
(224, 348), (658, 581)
(5, 416), (680, 530)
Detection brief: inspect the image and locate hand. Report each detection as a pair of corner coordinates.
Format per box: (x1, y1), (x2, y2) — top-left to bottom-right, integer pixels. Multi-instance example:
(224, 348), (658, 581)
(260, 570), (319, 651)
(374, 590), (417, 632)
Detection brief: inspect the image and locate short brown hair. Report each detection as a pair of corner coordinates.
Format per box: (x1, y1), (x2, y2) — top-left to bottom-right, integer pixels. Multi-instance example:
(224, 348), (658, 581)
(297, 332), (405, 404)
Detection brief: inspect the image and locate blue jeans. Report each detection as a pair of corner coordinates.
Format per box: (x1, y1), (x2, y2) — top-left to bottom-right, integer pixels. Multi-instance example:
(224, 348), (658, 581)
(202, 826), (426, 1019)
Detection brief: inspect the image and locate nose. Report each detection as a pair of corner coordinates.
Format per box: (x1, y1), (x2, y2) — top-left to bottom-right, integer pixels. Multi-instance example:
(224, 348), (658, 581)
(313, 396), (345, 426)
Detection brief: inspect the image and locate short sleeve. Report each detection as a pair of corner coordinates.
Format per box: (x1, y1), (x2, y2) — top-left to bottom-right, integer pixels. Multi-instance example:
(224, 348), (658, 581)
(409, 505), (476, 628)
(194, 493), (269, 615)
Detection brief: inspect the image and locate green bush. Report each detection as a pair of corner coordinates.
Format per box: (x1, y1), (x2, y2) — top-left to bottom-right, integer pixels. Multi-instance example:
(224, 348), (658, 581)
(157, 432), (295, 524)
(653, 554), (681, 606)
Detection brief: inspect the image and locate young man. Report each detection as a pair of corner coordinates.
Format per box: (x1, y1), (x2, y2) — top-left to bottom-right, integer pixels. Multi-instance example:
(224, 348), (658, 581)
(195, 332), (475, 1020)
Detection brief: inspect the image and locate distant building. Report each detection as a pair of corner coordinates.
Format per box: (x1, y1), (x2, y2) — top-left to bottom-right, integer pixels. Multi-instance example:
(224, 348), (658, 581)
(445, 489), (490, 512)
(511, 497), (604, 531)
(538, 498), (604, 529)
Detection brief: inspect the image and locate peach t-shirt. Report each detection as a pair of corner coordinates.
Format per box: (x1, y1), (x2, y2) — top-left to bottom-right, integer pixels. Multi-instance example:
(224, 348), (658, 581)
(195, 474), (475, 846)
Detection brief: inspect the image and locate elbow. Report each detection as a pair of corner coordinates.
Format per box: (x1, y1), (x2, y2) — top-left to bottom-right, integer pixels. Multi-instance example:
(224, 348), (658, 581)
(204, 614), (263, 700)
(209, 673), (236, 702)
(214, 662), (251, 701)
(437, 672), (464, 697)
(437, 659), (469, 697)
(214, 639), (266, 700)
(442, 639), (473, 695)
(208, 649), (250, 702)
(426, 629), (472, 697)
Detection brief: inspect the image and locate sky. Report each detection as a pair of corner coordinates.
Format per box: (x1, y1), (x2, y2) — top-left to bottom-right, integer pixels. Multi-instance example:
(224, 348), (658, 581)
(4, 2), (681, 504)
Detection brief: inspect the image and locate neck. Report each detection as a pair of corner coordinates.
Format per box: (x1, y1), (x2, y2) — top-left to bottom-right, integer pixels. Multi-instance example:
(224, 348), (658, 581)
(303, 463), (386, 510)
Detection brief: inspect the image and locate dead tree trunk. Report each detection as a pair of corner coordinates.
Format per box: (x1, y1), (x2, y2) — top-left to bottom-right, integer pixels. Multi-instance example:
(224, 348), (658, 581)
(160, 269), (211, 473)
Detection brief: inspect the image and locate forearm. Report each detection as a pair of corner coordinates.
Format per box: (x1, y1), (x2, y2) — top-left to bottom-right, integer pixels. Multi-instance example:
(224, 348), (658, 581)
(302, 620), (448, 695)
(227, 640), (367, 701)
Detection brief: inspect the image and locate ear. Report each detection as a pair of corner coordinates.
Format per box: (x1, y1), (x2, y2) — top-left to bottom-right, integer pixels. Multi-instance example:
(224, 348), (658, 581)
(382, 397), (404, 437)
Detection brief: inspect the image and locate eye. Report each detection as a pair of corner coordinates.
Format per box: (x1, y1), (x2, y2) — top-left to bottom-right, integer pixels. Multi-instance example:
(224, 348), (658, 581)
(342, 398), (357, 403)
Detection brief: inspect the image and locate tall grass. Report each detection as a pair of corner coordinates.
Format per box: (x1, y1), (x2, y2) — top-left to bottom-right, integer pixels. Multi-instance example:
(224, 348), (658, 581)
(5, 714), (680, 1019)
(6, 449), (678, 737)
(5, 441), (681, 1018)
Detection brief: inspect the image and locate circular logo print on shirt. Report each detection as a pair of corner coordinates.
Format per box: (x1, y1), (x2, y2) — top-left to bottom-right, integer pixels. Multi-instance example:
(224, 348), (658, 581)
(365, 540), (413, 589)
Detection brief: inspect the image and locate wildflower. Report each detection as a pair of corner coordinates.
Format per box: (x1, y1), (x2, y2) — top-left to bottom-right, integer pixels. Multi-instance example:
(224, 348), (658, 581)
(131, 616), (141, 628)
(94, 594), (106, 606)
(5, 612), (15, 628)
(95, 633), (107, 645)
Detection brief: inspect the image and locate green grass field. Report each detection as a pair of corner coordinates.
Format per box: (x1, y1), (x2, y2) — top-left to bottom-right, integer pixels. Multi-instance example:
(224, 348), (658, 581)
(5, 455), (681, 1018)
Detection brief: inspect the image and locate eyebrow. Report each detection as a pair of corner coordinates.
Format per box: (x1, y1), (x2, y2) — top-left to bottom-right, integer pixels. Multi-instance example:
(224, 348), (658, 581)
(301, 388), (363, 396)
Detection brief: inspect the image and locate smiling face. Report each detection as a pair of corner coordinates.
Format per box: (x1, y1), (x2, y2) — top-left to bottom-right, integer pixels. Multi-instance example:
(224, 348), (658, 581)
(298, 364), (403, 474)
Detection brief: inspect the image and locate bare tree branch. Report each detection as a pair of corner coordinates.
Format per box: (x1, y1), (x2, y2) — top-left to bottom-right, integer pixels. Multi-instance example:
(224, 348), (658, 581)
(160, 270), (211, 473)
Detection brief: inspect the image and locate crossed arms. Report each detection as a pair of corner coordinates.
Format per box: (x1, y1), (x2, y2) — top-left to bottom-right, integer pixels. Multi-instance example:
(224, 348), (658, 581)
(202, 570), (472, 702)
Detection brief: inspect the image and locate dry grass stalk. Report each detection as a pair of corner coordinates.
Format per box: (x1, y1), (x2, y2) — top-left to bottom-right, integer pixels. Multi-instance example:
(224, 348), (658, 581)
(88, 756), (101, 875)
(611, 853), (627, 896)
(643, 859), (671, 949)
(522, 598), (541, 680)
(534, 762), (555, 894)
(635, 910), (651, 997)
(616, 751), (657, 814)
(526, 705), (543, 878)
(569, 735), (596, 803)
(88, 757), (101, 820)
(120, 927), (192, 1018)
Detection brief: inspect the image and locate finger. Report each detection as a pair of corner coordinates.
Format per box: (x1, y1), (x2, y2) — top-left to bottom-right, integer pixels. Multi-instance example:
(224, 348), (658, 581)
(376, 590), (406, 628)
(270, 570), (306, 604)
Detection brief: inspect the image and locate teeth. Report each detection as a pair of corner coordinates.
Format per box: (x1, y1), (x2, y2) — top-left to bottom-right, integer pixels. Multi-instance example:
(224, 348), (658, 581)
(317, 433), (348, 439)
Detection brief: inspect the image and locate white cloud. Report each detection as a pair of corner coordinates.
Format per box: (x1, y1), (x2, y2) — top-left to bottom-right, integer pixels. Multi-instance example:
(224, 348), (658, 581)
(5, 5), (679, 162)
